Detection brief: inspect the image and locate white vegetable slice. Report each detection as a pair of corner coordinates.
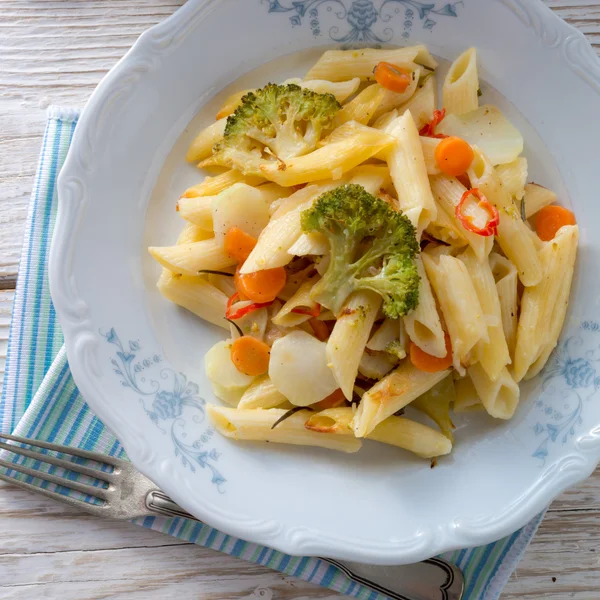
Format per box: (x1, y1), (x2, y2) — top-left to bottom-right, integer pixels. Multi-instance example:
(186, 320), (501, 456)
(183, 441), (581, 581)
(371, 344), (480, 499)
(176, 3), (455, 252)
(269, 331), (339, 406)
(437, 105), (524, 165)
(205, 340), (254, 405)
(211, 183), (270, 246)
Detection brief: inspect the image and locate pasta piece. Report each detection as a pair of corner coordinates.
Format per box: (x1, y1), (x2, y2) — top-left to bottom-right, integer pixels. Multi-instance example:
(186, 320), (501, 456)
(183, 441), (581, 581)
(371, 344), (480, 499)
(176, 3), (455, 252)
(259, 127), (395, 187)
(422, 251), (488, 372)
(305, 46), (437, 81)
(371, 68), (421, 122)
(353, 361), (449, 437)
(437, 105), (523, 165)
(403, 256), (447, 358)
(421, 136), (442, 175)
(384, 111), (437, 232)
(269, 331), (339, 406)
(287, 232), (328, 257)
(443, 48), (479, 116)
(208, 405), (362, 453)
(411, 375), (456, 441)
(211, 183), (270, 246)
(453, 375), (483, 413)
(176, 222), (213, 245)
(468, 363), (520, 420)
(458, 248), (510, 380)
(514, 225), (578, 381)
(372, 108), (398, 131)
(425, 203), (468, 247)
(429, 174), (493, 262)
(237, 375), (288, 410)
(305, 408), (451, 458)
(149, 238), (236, 276)
(157, 272), (228, 329)
(496, 158), (528, 201)
(205, 340), (254, 405)
(467, 149), (542, 285)
(523, 183), (557, 219)
(207, 272), (236, 297)
(398, 75), (436, 130)
(489, 253), (519, 358)
(182, 171), (265, 198)
(327, 291), (382, 399)
(335, 84), (387, 126)
(255, 182), (294, 205)
(272, 279), (319, 327)
(345, 164), (391, 196)
(215, 89), (253, 120)
(177, 196), (213, 229)
(186, 118), (226, 163)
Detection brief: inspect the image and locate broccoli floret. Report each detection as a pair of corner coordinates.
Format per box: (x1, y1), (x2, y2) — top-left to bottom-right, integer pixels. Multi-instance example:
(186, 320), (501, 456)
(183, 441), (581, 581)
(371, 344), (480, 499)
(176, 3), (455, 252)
(301, 184), (420, 318)
(213, 83), (341, 175)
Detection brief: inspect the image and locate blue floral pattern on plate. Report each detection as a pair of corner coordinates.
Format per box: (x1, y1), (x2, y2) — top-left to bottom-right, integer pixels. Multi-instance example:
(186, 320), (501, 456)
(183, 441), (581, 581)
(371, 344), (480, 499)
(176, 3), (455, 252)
(532, 321), (600, 463)
(102, 328), (226, 492)
(263, 0), (462, 43)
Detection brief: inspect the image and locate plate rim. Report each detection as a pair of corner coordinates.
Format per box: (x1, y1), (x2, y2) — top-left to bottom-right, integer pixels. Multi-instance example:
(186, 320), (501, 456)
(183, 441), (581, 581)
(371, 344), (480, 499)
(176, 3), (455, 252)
(49, 0), (600, 564)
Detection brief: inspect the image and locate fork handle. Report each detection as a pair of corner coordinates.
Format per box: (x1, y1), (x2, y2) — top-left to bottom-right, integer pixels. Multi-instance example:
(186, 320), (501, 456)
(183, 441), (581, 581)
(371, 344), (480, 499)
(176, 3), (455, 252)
(144, 490), (464, 600)
(145, 490), (198, 520)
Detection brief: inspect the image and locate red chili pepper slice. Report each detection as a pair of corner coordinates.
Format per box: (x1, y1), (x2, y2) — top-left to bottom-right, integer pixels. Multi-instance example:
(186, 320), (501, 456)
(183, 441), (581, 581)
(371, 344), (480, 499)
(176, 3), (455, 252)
(455, 189), (500, 237)
(291, 304), (321, 318)
(419, 109), (449, 139)
(225, 292), (273, 320)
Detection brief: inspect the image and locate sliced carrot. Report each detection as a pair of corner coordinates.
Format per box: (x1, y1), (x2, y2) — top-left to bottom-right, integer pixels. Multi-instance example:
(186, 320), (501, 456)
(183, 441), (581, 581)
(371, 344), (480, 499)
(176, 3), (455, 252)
(435, 136), (474, 176)
(311, 388), (346, 412)
(234, 266), (286, 303)
(535, 205), (576, 242)
(409, 333), (452, 373)
(308, 317), (330, 342)
(373, 62), (412, 93)
(224, 227), (257, 263)
(230, 336), (271, 376)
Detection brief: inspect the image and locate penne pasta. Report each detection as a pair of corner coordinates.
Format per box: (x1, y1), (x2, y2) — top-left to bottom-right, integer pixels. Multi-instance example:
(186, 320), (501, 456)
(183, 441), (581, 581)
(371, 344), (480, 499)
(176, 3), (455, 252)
(208, 405), (362, 453)
(358, 351), (398, 380)
(367, 318), (400, 352)
(186, 118), (226, 163)
(458, 248), (511, 380)
(182, 171), (265, 198)
(384, 111), (437, 232)
(176, 195), (213, 229)
(421, 136), (442, 175)
(425, 202), (468, 247)
(272, 279), (320, 327)
(287, 232), (328, 257)
(353, 361), (450, 437)
(489, 252), (519, 359)
(523, 183), (557, 219)
(496, 157), (528, 201)
(422, 251), (488, 372)
(327, 291), (382, 399)
(514, 225), (578, 381)
(237, 375), (288, 410)
(371, 68), (421, 123)
(398, 74), (436, 130)
(305, 408), (452, 458)
(453, 375), (484, 413)
(403, 256), (447, 358)
(443, 48), (479, 116)
(335, 84), (387, 127)
(175, 222), (213, 245)
(468, 363), (520, 420)
(157, 271), (228, 330)
(149, 238), (236, 276)
(305, 46), (437, 81)
(411, 375), (456, 441)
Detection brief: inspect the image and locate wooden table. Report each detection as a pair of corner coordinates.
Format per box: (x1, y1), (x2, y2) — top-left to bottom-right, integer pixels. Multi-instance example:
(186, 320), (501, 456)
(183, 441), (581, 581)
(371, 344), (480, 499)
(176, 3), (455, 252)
(1, 2), (599, 598)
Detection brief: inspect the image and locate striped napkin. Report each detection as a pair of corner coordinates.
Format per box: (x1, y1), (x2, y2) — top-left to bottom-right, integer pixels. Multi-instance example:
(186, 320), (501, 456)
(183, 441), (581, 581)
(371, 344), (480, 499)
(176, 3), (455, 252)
(0, 108), (545, 600)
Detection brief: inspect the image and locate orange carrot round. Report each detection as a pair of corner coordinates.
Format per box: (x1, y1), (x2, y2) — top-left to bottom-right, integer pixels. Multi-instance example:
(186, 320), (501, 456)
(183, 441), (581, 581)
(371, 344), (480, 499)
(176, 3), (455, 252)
(311, 388), (346, 411)
(234, 267), (286, 303)
(435, 136), (474, 176)
(373, 62), (412, 93)
(535, 205), (576, 242)
(230, 336), (271, 376)
(409, 333), (452, 373)
(224, 227), (257, 263)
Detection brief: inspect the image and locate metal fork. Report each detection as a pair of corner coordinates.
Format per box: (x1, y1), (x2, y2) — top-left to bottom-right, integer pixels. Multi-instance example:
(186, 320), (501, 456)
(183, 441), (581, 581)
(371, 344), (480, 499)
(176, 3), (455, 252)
(0, 433), (464, 600)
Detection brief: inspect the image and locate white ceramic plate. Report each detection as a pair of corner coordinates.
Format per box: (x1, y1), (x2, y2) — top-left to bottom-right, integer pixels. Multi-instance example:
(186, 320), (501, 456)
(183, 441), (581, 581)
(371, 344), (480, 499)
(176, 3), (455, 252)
(50, 0), (600, 565)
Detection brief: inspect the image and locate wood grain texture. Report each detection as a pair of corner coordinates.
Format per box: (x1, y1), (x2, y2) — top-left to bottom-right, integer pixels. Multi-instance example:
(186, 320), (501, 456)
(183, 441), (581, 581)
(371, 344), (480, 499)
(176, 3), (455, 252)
(0, 2), (599, 598)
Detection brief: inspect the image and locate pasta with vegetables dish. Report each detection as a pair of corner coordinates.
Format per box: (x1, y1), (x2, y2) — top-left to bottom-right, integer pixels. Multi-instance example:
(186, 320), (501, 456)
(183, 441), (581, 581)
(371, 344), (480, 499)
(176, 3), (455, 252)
(149, 46), (578, 461)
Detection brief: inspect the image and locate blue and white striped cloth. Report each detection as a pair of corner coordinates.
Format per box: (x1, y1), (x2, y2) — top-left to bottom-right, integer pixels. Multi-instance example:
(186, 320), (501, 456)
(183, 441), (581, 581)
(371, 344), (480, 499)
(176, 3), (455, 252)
(0, 108), (545, 600)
